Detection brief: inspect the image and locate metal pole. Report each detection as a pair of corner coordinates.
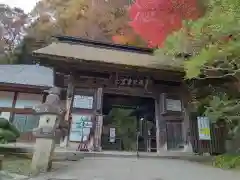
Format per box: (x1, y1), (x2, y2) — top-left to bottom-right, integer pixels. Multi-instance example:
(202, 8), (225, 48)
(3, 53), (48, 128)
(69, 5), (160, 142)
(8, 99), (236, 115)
(136, 131), (139, 158)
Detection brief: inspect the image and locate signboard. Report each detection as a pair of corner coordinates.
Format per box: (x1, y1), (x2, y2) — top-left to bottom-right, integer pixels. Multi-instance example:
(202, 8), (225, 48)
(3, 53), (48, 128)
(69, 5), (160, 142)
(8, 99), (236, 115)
(73, 95), (94, 109)
(197, 116), (211, 140)
(115, 75), (148, 88)
(109, 128), (116, 143)
(69, 114), (92, 142)
(166, 99), (182, 112)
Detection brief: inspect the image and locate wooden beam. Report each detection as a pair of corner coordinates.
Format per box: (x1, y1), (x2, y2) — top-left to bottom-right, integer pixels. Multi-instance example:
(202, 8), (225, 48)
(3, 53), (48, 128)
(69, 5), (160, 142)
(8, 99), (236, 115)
(0, 108), (34, 114)
(0, 84), (48, 93)
(36, 56), (184, 82)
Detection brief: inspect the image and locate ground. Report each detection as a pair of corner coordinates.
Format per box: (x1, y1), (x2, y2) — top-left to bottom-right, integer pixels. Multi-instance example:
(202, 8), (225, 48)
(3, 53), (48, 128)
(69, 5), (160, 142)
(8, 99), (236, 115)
(30, 157), (240, 180)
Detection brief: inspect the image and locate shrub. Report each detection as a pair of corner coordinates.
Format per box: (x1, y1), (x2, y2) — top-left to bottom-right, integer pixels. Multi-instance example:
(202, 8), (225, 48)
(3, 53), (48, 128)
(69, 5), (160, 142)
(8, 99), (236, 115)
(0, 117), (20, 143)
(213, 154), (240, 169)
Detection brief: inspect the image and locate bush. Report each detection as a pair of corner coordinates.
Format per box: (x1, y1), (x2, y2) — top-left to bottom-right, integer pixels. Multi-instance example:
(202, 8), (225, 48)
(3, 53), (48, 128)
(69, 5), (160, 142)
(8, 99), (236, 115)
(0, 118), (20, 143)
(213, 154), (240, 169)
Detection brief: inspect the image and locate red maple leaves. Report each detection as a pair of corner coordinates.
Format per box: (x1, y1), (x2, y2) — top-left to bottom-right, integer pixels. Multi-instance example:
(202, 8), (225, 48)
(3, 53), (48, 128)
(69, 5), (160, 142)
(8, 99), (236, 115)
(129, 0), (202, 47)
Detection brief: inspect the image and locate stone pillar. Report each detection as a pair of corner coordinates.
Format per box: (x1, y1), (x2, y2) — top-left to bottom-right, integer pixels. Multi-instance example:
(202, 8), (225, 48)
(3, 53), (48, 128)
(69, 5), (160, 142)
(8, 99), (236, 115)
(31, 87), (64, 174)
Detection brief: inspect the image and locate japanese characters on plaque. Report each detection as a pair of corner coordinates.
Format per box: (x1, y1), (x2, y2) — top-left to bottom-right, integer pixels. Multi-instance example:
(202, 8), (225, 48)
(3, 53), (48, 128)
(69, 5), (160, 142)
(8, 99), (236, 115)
(73, 95), (94, 109)
(166, 98), (182, 112)
(197, 116), (211, 140)
(115, 75), (148, 88)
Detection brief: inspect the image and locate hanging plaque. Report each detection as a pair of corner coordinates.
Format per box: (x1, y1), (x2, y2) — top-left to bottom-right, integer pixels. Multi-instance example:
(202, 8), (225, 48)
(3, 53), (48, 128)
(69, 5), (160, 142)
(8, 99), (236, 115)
(115, 75), (148, 88)
(166, 99), (182, 112)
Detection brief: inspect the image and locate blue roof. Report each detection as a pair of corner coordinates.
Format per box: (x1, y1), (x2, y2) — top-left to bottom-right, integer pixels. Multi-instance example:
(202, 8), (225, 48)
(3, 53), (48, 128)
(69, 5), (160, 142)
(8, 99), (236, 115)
(0, 65), (54, 87)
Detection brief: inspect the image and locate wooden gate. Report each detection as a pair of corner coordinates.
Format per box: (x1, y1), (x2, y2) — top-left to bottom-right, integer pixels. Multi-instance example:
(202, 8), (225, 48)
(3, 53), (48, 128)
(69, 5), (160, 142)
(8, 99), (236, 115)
(166, 121), (184, 150)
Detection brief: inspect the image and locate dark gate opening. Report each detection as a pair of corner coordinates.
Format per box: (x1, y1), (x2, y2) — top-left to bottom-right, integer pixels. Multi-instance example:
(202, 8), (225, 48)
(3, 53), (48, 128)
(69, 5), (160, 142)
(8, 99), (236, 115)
(102, 93), (156, 152)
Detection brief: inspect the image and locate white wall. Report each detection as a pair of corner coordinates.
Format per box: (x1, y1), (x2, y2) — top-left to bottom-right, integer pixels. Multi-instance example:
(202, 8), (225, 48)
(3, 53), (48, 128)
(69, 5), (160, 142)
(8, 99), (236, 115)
(0, 91), (15, 121)
(0, 91), (14, 108)
(15, 93), (43, 108)
(0, 91), (43, 122)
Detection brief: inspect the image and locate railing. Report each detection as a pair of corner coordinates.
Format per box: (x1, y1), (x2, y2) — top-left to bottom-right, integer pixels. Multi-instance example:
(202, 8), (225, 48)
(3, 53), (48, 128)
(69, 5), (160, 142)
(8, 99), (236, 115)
(12, 113), (40, 142)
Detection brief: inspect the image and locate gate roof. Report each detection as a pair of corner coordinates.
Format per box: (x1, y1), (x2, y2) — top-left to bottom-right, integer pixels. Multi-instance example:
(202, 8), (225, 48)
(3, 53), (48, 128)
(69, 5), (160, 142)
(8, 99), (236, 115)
(33, 36), (183, 72)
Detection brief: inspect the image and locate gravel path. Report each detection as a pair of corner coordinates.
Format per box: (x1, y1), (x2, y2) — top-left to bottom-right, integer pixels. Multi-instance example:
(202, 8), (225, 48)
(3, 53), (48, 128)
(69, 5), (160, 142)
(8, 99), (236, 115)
(30, 157), (240, 180)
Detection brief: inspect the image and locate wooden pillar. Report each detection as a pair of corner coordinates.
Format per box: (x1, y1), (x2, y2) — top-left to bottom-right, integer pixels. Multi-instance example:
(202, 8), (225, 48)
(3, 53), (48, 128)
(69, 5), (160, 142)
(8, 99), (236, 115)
(61, 75), (74, 148)
(183, 105), (193, 152)
(94, 87), (103, 151)
(156, 93), (168, 152)
(0, 155), (3, 170)
(155, 98), (161, 153)
(181, 85), (193, 152)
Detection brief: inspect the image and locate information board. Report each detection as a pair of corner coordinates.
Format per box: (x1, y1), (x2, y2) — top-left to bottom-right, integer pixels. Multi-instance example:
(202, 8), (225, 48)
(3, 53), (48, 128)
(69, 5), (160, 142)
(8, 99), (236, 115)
(197, 116), (211, 140)
(69, 114), (92, 142)
(109, 128), (116, 143)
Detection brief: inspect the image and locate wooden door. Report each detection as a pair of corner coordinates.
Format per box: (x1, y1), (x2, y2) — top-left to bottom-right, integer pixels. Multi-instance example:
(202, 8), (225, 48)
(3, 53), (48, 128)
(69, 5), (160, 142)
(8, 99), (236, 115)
(166, 121), (184, 150)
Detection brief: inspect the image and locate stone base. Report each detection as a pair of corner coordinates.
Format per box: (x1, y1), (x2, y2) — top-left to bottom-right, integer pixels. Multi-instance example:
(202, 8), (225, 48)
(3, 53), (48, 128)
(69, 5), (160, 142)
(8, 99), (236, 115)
(183, 143), (193, 153)
(60, 136), (69, 148)
(31, 138), (55, 174)
(157, 143), (168, 154)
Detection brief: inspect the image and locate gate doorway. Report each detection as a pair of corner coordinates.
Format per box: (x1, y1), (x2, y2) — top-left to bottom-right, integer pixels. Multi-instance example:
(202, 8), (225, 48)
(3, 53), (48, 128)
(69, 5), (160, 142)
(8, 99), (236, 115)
(102, 93), (156, 152)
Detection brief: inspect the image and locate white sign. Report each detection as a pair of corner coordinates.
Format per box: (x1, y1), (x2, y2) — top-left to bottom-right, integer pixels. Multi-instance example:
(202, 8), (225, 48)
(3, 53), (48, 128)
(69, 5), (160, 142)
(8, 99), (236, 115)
(197, 116), (211, 140)
(73, 95), (94, 109)
(166, 99), (182, 112)
(109, 128), (116, 143)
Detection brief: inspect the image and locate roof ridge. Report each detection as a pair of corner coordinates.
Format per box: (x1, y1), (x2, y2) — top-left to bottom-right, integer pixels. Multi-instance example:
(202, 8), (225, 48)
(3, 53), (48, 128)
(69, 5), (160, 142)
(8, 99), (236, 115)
(54, 35), (154, 55)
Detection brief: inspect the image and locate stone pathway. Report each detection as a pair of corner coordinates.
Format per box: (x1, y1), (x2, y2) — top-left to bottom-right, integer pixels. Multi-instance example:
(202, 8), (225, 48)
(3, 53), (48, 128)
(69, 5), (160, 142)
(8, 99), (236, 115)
(0, 171), (27, 180)
(30, 157), (240, 180)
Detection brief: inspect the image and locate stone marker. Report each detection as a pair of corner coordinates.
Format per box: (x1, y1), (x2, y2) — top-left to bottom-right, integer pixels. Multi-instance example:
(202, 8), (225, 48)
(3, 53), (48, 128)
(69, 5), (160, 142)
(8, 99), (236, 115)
(31, 87), (65, 175)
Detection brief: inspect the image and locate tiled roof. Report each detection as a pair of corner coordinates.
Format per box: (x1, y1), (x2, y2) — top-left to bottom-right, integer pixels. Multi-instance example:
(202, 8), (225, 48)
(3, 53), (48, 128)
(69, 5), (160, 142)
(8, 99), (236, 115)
(33, 41), (183, 71)
(0, 65), (54, 87)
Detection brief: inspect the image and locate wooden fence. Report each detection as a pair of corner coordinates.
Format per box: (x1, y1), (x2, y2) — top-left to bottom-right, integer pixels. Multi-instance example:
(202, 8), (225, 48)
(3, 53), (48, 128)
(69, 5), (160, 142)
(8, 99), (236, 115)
(190, 116), (227, 155)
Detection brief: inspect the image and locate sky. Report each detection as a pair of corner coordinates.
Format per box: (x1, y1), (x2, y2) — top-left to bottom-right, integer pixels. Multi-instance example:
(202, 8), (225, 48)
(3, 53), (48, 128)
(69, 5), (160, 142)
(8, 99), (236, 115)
(0, 0), (40, 13)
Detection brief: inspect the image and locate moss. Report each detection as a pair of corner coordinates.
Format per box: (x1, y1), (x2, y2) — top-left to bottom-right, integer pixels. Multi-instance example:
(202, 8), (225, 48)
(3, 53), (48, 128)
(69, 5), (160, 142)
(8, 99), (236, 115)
(2, 155), (31, 176)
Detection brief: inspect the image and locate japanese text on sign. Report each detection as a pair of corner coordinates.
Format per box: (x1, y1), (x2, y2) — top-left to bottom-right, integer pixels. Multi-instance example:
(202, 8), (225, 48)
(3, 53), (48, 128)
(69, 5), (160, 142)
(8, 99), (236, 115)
(197, 116), (211, 140)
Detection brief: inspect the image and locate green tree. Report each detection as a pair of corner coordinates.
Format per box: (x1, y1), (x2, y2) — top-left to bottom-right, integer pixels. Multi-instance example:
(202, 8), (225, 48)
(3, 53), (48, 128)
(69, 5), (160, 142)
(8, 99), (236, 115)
(159, 0), (240, 81)
(106, 108), (137, 151)
(157, 0), (240, 143)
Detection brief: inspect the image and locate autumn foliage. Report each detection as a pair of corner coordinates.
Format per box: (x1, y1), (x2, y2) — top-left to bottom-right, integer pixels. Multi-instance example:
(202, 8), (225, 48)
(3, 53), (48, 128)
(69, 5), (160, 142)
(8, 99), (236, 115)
(128, 0), (202, 47)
